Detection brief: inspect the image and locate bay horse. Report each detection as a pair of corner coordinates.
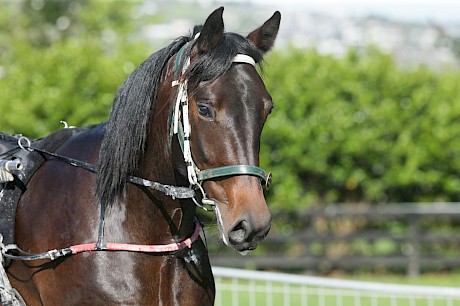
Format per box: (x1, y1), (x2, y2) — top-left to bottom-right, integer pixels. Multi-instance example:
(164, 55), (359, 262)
(3, 7), (280, 305)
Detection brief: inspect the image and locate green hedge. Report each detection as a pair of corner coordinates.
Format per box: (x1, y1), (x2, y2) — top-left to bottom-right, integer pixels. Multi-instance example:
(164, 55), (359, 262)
(0, 39), (147, 136)
(2, 2), (460, 209)
(261, 48), (460, 209)
(0, 0), (148, 137)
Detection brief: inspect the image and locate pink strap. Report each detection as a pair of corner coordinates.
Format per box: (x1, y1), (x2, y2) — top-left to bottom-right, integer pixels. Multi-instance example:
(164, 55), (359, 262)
(70, 222), (201, 254)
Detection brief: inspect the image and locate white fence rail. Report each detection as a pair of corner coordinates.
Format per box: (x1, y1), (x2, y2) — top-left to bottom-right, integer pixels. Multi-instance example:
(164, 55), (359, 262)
(212, 267), (460, 306)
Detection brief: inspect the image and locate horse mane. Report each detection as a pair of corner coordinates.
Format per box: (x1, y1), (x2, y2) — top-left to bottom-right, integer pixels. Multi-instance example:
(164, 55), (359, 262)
(96, 26), (264, 205)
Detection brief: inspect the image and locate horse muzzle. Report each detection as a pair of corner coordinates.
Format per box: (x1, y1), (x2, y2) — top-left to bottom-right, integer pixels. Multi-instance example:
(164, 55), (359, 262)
(226, 214), (272, 253)
(210, 176), (272, 253)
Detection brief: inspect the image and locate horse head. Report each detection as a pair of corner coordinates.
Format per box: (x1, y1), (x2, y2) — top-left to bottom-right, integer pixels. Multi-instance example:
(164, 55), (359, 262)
(170, 8), (280, 253)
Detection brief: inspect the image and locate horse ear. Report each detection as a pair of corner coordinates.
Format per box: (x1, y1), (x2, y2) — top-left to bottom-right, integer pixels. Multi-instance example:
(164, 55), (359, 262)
(247, 11), (281, 54)
(194, 7), (225, 54)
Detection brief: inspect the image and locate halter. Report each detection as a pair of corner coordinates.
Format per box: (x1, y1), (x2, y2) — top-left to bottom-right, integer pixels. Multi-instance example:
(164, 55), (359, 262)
(170, 41), (272, 209)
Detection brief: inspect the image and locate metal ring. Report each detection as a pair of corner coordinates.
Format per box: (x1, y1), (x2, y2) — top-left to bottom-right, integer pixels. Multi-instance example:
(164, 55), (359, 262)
(17, 137), (32, 151)
(191, 183), (215, 211)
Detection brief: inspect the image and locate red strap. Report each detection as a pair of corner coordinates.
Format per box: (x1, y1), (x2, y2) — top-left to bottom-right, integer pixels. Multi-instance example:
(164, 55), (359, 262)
(70, 222), (201, 254)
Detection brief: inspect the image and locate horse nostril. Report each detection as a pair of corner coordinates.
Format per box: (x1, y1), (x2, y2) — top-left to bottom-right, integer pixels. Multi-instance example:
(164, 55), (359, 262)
(228, 220), (251, 245)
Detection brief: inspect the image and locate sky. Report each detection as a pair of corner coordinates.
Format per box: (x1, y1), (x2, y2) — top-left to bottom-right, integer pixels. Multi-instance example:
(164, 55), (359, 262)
(248, 0), (460, 24)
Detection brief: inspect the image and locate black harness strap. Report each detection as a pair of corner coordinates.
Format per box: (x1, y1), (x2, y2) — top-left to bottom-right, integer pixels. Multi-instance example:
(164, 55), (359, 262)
(21, 145), (195, 199)
(23, 146), (97, 173)
(96, 200), (106, 251)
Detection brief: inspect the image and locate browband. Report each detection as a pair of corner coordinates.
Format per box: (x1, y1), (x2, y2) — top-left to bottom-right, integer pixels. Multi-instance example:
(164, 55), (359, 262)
(233, 54), (256, 66)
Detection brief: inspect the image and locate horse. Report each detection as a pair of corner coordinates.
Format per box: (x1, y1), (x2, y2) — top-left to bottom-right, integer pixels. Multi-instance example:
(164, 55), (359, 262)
(3, 7), (280, 305)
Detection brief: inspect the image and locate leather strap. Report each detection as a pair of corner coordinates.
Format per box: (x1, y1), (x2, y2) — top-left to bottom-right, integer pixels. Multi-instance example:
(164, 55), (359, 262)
(197, 165), (272, 189)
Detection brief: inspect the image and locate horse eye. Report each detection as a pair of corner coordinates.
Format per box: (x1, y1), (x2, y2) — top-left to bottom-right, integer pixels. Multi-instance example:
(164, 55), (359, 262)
(197, 103), (213, 118)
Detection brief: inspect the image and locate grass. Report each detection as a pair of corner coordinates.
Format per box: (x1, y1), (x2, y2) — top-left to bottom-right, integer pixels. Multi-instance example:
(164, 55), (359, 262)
(214, 272), (460, 306)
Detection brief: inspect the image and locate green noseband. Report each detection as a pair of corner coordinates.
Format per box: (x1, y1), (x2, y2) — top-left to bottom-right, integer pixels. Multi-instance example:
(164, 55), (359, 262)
(196, 165), (272, 190)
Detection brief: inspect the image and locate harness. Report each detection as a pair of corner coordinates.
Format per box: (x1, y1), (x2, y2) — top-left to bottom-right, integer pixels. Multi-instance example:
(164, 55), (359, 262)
(0, 136), (201, 262)
(0, 38), (272, 263)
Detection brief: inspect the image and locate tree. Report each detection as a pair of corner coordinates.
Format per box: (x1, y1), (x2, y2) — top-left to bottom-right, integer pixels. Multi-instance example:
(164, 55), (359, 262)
(0, 0), (148, 137)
